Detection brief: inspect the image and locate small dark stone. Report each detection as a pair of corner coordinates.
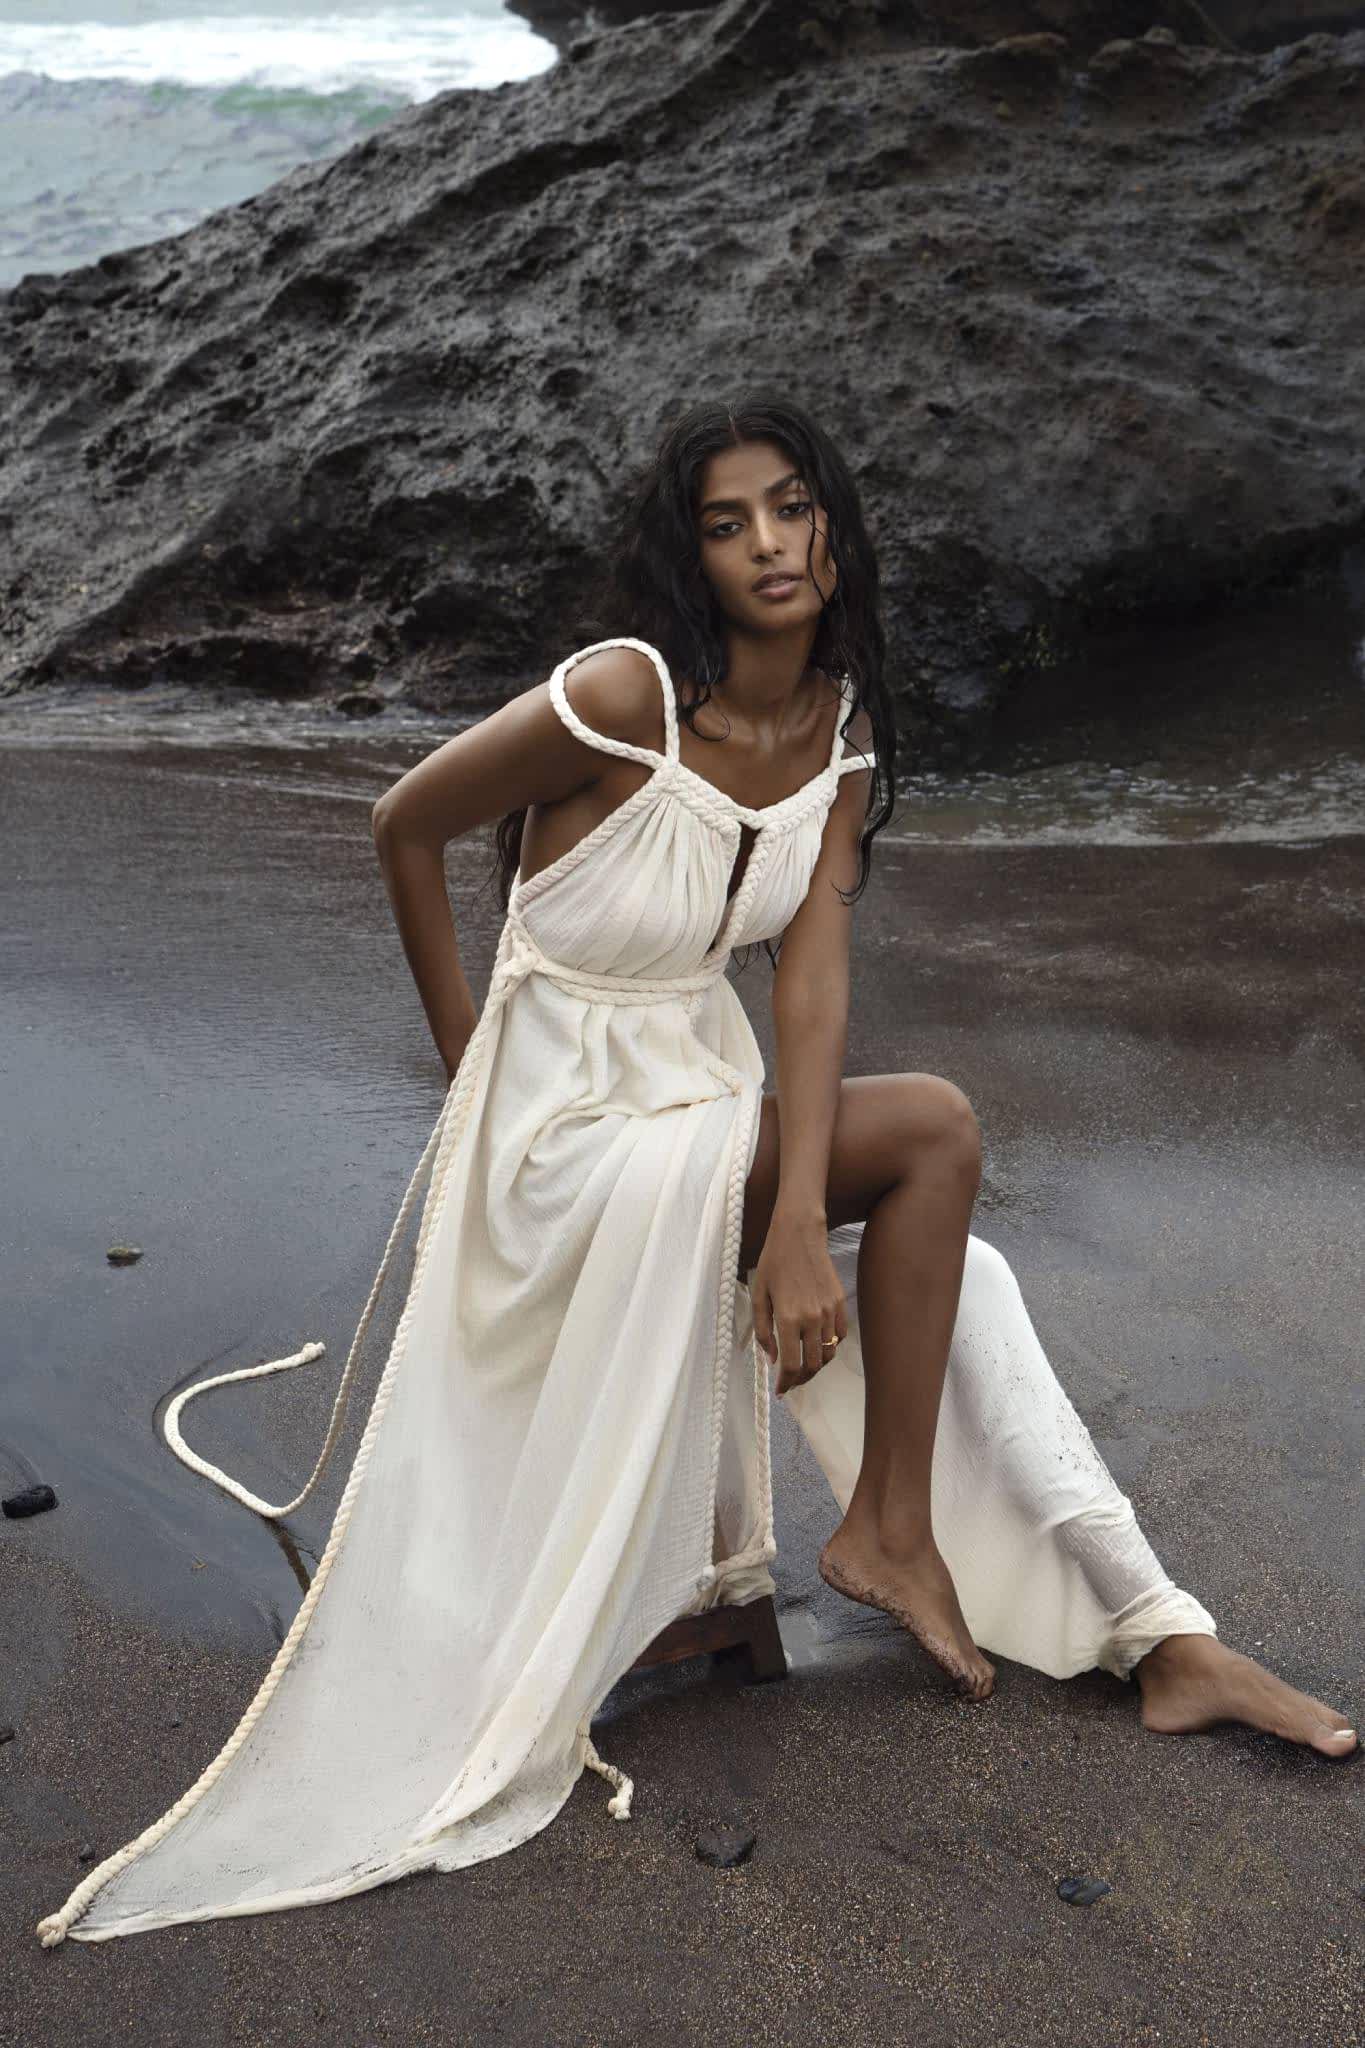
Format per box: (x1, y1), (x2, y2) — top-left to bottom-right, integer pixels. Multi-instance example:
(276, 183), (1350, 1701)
(3, 1484), (58, 1518)
(77, 1844), (95, 1862)
(1057, 1875), (1112, 1906)
(332, 688), (384, 718)
(695, 1826), (756, 1870)
(0, 1724), (15, 1742)
(106, 1243), (142, 1264)
(168, 1714), (183, 1727)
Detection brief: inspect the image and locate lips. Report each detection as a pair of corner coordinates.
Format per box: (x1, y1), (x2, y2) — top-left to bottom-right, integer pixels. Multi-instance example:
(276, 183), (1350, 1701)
(753, 573), (801, 592)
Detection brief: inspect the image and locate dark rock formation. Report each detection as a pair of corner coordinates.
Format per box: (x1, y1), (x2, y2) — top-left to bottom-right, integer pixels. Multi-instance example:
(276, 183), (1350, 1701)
(510, 0), (1365, 61)
(2, 0), (1363, 757)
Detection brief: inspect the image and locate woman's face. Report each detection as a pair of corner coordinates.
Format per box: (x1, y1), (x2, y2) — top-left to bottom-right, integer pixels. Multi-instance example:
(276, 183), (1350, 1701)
(693, 438), (838, 634)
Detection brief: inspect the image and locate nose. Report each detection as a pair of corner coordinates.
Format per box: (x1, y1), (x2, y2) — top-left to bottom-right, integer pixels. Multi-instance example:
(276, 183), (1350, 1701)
(751, 510), (786, 559)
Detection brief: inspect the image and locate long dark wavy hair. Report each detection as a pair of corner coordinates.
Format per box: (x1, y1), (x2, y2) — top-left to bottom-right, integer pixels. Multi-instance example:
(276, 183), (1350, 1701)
(489, 393), (896, 970)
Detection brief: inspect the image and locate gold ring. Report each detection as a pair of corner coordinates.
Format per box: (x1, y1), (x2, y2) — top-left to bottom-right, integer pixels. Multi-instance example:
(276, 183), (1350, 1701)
(821, 1336), (839, 1350)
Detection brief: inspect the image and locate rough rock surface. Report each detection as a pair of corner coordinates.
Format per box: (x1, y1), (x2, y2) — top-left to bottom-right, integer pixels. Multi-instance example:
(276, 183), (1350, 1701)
(513, 0), (1365, 58)
(1, 0), (1363, 755)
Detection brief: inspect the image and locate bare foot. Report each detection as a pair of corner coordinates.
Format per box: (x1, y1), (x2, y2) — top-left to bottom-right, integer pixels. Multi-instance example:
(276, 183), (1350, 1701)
(818, 1521), (996, 1700)
(1135, 1633), (1358, 1757)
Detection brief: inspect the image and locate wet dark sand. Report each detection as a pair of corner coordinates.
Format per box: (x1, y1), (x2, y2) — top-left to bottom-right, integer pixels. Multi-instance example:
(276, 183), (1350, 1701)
(2, 703), (1362, 2045)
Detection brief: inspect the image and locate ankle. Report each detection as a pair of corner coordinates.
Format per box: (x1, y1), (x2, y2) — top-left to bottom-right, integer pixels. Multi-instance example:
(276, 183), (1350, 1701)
(1136, 1631), (1220, 1678)
(835, 1500), (935, 1566)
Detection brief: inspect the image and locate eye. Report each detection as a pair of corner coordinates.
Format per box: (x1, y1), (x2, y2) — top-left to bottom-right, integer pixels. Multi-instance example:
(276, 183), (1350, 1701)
(704, 499), (813, 542)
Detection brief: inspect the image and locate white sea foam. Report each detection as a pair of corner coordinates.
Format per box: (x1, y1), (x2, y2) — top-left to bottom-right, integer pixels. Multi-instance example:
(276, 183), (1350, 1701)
(0, 6), (554, 99)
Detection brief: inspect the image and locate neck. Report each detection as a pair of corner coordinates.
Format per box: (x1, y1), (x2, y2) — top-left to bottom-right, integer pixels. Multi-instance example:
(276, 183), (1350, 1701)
(710, 623), (822, 734)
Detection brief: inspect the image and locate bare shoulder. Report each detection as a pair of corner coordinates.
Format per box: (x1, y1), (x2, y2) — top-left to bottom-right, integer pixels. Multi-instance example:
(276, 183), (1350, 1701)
(558, 643), (669, 756)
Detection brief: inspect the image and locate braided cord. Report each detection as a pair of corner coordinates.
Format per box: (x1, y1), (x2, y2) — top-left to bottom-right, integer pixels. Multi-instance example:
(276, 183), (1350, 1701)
(547, 636), (678, 768)
(580, 1725), (634, 1821)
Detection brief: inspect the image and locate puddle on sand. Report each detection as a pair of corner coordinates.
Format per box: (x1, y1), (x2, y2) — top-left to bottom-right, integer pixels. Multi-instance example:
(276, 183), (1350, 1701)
(777, 1602), (902, 1672)
(895, 581), (1365, 848)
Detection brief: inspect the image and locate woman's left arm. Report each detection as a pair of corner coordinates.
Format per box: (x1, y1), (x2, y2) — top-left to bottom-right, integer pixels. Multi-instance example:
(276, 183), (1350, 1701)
(751, 729), (873, 1395)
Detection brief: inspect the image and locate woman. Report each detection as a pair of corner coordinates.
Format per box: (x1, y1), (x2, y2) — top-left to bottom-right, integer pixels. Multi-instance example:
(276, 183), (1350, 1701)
(36, 396), (1354, 1948)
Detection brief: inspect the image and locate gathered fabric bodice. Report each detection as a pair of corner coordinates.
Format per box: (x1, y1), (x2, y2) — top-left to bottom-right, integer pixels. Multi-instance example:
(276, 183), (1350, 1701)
(508, 635), (872, 986)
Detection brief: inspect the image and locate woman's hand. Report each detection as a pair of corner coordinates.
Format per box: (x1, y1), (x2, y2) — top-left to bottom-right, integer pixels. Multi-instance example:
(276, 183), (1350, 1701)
(749, 1206), (848, 1398)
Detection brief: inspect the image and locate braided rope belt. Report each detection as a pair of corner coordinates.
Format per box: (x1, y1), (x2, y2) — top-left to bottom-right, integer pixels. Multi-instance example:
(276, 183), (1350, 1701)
(493, 905), (730, 1009)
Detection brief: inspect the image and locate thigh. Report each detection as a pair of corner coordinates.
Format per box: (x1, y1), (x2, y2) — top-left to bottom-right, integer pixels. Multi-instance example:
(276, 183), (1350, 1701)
(736, 1071), (980, 1277)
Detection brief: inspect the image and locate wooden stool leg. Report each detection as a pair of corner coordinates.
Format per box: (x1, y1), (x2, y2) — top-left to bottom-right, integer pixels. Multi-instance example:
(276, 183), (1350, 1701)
(631, 1593), (788, 1683)
(739, 1594), (788, 1683)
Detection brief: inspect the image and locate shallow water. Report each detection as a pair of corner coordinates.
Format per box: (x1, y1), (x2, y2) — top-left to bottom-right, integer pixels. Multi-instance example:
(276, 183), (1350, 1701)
(4, 579), (1361, 847)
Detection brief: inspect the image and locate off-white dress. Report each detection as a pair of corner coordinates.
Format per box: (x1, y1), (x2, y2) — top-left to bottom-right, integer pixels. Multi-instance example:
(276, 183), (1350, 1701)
(37, 636), (1216, 1947)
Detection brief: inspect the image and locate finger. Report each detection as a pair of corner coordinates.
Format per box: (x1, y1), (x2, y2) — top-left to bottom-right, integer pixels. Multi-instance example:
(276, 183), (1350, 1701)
(777, 1316), (803, 1394)
(775, 1323), (802, 1398)
(752, 1289), (776, 1367)
(780, 1328), (815, 1398)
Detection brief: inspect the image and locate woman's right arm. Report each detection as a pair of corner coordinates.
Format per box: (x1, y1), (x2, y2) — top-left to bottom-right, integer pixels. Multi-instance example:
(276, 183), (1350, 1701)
(369, 650), (657, 1084)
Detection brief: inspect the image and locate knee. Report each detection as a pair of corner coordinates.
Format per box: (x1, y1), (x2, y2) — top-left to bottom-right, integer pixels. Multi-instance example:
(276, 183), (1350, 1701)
(897, 1075), (983, 1191)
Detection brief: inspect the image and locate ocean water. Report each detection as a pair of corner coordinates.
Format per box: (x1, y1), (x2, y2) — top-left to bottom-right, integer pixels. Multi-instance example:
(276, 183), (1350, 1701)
(0, 0), (556, 288)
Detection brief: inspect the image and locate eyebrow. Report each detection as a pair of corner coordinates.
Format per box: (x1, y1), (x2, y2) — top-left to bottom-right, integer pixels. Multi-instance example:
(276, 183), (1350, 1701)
(698, 470), (805, 517)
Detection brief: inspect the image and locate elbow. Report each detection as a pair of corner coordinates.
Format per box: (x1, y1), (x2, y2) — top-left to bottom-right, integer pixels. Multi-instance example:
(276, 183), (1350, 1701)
(372, 786), (443, 860)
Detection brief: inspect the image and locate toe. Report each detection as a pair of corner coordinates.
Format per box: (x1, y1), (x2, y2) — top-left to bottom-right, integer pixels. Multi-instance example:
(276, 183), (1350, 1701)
(1313, 1722), (1358, 1756)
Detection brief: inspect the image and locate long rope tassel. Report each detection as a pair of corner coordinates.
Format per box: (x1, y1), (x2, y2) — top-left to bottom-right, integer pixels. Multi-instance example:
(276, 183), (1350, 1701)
(157, 1088), (454, 1520)
(581, 1728), (634, 1821)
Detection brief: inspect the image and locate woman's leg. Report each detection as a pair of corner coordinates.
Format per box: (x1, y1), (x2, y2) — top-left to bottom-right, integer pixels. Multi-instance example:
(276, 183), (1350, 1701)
(739, 1073), (1359, 1754)
(738, 1071), (995, 1699)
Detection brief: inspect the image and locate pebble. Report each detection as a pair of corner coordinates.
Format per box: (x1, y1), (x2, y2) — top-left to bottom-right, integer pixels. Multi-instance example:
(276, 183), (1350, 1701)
(0, 1725), (15, 1743)
(106, 1244), (143, 1264)
(3, 1484), (58, 1518)
(1057, 1875), (1112, 1906)
(695, 1826), (756, 1869)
